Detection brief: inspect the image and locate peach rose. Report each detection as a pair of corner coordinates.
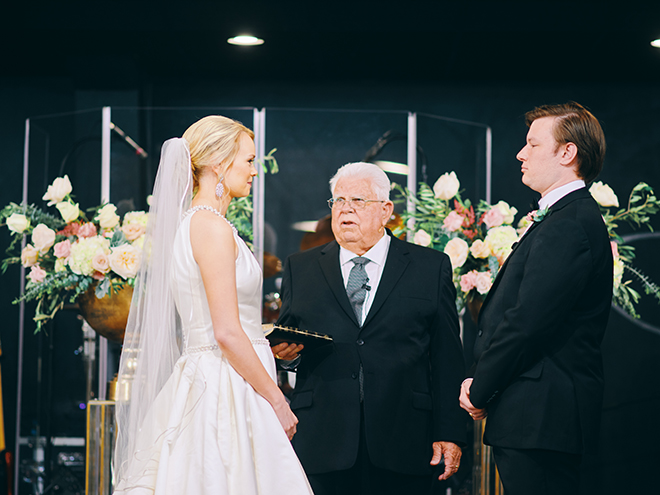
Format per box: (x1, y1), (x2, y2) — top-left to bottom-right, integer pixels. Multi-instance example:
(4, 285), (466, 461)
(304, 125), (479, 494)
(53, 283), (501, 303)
(475, 271), (493, 295)
(21, 244), (39, 267)
(92, 253), (111, 274)
(444, 237), (469, 269)
(32, 224), (56, 253)
(469, 239), (490, 259)
(413, 229), (432, 247)
(109, 244), (141, 279)
(121, 223), (146, 241)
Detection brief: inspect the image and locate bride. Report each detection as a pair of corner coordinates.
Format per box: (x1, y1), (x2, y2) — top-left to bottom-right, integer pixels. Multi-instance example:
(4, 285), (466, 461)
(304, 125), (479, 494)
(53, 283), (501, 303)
(113, 116), (313, 494)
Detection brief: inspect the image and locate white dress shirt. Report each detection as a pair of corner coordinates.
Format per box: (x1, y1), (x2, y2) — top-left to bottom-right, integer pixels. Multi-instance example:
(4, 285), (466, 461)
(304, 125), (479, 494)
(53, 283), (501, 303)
(339, 233), (391, 325)
(538, 180), (586, 210)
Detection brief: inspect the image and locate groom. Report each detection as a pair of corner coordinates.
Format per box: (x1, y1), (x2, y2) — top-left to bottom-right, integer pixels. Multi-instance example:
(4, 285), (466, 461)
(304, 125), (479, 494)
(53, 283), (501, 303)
(460, 102), (613, 495)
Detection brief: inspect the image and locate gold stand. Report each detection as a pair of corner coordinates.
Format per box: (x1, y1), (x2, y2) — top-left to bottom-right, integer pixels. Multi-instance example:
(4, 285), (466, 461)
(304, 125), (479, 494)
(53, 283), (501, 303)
(85, 400), (115, 495)
(473, 419), (504, 495)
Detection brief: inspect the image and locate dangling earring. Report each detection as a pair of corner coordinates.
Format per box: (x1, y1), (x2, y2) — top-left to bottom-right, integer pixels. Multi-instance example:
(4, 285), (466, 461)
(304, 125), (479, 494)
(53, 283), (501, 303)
(215, 175), (225, 199)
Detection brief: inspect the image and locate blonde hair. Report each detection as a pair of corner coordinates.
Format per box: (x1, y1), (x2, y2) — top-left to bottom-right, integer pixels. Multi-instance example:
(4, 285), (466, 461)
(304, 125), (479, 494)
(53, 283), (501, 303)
(182, 115), (255, 192)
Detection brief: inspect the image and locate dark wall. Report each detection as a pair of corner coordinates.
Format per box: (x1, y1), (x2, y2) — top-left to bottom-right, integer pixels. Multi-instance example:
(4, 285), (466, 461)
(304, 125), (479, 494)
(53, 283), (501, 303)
(1, 76), (659, 494)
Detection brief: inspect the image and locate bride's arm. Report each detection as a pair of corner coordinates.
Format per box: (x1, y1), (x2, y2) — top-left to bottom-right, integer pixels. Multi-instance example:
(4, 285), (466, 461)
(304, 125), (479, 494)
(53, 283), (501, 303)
(190, 211), (297, 439)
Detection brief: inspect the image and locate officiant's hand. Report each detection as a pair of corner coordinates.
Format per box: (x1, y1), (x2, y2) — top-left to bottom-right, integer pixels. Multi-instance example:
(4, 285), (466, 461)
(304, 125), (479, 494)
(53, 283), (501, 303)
(271, 342), (304, 361)
(431, 441), (462, 480)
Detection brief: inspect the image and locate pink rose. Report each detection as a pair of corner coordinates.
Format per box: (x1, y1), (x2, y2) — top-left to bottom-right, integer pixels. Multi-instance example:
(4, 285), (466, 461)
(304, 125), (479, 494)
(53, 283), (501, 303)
(92, 253), (111, 274)
(92, 271), (106, 281)
(77, 222), (98, 238)
(121, 223), (146, 241)
(53, 239), (72, 259)
(483, 208), (505, 229)
(443, 211), (465, 232)
(460, 271), (478, 293)
(28, 265), (47, 283)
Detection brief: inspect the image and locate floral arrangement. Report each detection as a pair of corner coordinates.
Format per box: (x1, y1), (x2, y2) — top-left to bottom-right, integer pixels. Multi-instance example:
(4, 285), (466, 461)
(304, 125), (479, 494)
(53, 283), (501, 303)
(394, 171), (520, 312)
(395, 172), (660, 319)
(2, 175), (147, 331)
(1, 149), (279, 333)
(589, 181), (660, 318)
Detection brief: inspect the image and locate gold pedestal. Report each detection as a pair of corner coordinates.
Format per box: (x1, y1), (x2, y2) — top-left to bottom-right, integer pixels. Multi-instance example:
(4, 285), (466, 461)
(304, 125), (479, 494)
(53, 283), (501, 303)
(86, 400), (115, 495)
(473, 419), (504, 495)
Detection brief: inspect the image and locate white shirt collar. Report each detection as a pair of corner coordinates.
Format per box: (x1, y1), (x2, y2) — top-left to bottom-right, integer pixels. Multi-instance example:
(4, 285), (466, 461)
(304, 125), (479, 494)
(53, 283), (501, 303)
(339, 233), (391, 267)
(538, 180), (586, 210)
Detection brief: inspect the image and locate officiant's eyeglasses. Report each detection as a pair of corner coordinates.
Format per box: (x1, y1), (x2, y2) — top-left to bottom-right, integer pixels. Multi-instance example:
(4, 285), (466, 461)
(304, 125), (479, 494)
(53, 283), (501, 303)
(327, 197), (385, 210)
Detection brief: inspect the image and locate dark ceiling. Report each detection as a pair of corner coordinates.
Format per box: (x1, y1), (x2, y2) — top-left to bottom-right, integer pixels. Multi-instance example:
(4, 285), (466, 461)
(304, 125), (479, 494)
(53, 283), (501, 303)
(4, 1), (660, 85)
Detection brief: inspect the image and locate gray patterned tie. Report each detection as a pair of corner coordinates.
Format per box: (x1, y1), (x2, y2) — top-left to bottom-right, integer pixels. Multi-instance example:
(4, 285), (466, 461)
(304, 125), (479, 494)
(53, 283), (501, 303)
(346, 257), (370, 325)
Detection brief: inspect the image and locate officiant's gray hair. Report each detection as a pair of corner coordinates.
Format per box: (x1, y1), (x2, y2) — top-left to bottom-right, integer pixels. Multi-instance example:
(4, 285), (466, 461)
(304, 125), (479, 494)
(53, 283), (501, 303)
(329, 162), (391, 201)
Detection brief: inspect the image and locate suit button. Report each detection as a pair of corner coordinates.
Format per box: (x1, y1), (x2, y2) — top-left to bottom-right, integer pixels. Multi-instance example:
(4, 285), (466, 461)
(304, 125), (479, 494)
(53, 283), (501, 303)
(351, 373), (358, 379)
(356, 339), (364, 346)
(478, 330), (483, 337)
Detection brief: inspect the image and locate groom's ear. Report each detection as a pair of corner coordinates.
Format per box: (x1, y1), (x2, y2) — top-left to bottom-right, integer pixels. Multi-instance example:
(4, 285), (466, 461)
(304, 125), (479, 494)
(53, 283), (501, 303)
(559, 142), (579, 168)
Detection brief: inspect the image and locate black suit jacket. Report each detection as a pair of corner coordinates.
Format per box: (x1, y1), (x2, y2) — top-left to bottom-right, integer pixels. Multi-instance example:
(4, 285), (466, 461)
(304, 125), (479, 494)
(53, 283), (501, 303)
(470, 188), (613, 454)
(277, 232), (466, 475)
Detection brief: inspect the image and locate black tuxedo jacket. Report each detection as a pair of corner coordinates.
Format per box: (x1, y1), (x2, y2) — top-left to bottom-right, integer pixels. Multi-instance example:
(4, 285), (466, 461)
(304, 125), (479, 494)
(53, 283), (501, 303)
(277, 232), (466, 475)
(470, 188), (613, 454)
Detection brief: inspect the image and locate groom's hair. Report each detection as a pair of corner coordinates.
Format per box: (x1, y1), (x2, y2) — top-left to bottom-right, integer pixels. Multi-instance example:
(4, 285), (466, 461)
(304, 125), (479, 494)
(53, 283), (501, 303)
(525, 102), (606, 183)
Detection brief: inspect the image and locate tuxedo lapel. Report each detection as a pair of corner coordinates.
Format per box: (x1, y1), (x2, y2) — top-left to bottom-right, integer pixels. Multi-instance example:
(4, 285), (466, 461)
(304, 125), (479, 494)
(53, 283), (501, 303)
(480, 187), (591, 315)
(318, 241), (361, 326)
(362, 235), (410, 328)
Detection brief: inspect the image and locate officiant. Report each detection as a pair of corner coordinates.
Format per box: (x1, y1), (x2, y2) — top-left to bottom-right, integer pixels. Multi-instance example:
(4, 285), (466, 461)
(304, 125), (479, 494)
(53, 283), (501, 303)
(273, 162), (466, 495)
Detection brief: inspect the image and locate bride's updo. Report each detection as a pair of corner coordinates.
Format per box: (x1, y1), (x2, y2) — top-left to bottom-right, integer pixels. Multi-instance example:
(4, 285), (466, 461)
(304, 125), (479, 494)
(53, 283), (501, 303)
(182, 115), (255, 192)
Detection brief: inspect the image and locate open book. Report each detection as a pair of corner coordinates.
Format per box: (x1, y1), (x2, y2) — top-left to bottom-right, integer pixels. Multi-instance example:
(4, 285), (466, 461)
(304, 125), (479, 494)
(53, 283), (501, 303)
(262, 324), (333, 351)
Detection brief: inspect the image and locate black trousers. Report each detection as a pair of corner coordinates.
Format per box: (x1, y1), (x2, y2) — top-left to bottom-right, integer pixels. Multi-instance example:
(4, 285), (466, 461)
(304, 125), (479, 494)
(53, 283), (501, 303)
(307, 409), (434, 495)
(493, 446), (582, 495)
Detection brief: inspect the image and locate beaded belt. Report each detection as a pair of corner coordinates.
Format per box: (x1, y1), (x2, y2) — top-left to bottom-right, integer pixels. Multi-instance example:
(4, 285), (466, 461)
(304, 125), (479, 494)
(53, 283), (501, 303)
(184, 338), (270, 355)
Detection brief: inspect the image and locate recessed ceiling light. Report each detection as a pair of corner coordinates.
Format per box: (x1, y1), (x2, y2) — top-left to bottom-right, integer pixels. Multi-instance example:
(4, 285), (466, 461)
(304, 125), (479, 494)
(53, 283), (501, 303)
(651, 39), (660, 48)
(227, 35), (264, 46)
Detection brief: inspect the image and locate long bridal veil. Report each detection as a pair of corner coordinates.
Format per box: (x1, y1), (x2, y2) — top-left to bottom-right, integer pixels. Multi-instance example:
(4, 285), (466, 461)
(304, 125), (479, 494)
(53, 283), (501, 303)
(113, 138), (193, 488)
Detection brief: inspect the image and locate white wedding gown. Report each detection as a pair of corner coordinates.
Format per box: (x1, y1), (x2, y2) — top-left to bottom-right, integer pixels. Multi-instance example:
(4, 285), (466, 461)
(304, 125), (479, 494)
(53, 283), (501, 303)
(114, 208), (313, 494)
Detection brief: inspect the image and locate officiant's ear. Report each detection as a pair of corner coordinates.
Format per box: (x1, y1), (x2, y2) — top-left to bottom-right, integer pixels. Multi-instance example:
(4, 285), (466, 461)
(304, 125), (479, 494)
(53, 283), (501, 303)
(559, 142), (579, 168)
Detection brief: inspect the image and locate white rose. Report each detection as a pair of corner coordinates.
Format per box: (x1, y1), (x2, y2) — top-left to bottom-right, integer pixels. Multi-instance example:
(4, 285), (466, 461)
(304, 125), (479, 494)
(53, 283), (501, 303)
(413, 229), (432, 247)
(42, 175), (73, 206)
(485, 226), (519, 264)
(444, 237), (469, 269)
(6, 213), (30, 233)
(54, 258), (68, 272)
(123, 211), (149, 227)
(589, 182), (619, 207)
(56, 201), (80, 222)
(96, 204), (120, 229)
(433, 171), (460, 200)
(494, 201), (518, 225)
(31, 224), (56, 253)
(109, 243), (141, 279)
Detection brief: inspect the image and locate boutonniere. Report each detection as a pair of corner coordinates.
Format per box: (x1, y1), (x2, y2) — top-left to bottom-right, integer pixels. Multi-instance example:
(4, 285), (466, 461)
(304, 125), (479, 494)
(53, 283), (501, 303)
(526, 206), (550, 224)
